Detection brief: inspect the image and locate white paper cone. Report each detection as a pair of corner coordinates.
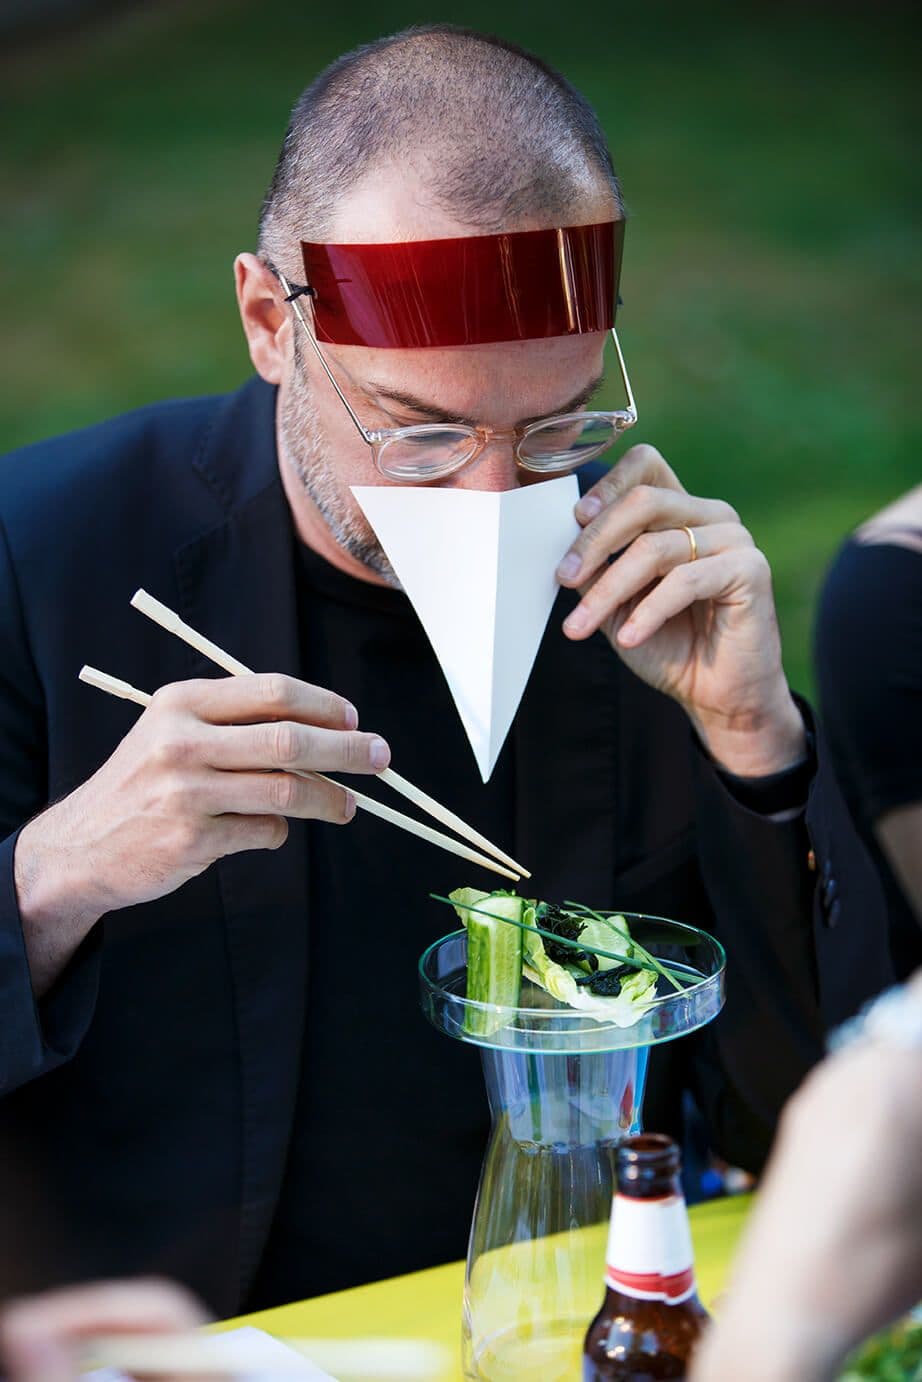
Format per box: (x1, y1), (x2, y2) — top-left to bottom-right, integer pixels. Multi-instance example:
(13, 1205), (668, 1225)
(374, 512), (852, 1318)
(352, 476), (580, 782)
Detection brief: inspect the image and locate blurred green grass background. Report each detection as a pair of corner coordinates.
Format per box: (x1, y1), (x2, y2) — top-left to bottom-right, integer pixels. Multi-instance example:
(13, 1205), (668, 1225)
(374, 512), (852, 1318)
(1, 1), (918, 693)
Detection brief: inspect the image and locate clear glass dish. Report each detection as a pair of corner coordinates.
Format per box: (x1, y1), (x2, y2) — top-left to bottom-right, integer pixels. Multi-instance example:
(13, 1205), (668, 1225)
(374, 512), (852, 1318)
(420, 915), (726, 1055)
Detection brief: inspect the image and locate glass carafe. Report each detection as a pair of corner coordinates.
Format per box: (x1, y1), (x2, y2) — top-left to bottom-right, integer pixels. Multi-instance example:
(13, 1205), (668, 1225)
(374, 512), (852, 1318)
(419, 915), (725, 1382)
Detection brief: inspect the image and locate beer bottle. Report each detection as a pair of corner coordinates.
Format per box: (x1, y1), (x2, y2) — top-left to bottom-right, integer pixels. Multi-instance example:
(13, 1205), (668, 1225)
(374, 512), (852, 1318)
(583, 1133), (709, 1380)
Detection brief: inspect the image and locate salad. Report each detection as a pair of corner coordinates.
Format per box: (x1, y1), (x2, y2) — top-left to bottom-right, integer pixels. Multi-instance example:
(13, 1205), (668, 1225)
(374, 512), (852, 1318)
(445, 887), (691, 1034)
(840, 1316), (922, 1380)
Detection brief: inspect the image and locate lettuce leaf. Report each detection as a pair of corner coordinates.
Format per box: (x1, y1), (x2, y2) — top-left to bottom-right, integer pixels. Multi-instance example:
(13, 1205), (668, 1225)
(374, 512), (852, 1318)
(522, 904), (658, 1025)
(450, 886), (493, 927)
(521, 903), (582, 1004)
(447, 890), (660, 1027)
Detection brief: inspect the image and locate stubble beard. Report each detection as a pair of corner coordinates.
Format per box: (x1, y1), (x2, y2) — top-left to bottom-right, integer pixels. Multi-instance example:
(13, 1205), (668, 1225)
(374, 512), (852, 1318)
(278, 344), (400, 587)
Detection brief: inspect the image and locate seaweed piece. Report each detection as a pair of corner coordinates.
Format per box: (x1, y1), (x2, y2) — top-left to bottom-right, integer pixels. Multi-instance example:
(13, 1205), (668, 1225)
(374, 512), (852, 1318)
(586, 966), (631, 996)
(534, 902), (597, 969)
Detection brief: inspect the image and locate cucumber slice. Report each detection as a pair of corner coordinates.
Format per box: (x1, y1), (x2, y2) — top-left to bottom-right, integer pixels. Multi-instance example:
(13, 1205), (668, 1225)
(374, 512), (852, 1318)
(464, 894), (524, 1037)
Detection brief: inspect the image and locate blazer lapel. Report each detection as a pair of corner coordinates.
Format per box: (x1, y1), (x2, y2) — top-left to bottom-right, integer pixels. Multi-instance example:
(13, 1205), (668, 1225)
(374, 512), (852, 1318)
(172, 380), (309, 1301)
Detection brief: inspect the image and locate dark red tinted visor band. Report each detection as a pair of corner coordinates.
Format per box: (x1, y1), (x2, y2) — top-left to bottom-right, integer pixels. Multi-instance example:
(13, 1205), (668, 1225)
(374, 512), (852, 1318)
(300, 219), (623, 349)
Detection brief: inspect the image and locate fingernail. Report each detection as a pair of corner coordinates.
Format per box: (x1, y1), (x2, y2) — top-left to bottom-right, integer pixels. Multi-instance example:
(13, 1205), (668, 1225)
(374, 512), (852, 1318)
(577, 495), (602, 520)
(618, 622), (638, 646)
(557, 552), (582, 581)
(564, 607), (588, 635)
(343, 701), (359, 730)
(370, 737), (391, 770)
(344, 791), (357, 820)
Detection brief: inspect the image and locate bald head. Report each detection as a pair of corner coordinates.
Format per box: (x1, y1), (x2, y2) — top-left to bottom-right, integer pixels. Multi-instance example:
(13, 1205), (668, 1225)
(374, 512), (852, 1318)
(258, 25), (623, 275)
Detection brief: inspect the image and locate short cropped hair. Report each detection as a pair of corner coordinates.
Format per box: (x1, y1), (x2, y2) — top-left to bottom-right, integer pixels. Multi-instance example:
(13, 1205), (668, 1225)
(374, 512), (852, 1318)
(258, 24), (622, 268)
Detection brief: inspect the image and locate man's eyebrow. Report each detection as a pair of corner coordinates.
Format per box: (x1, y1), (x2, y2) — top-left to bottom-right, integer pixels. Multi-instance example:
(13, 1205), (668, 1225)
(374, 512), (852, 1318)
(516, 373), (606, 428)
(364, 384), (479, 427)
(365, 371), (607, 429)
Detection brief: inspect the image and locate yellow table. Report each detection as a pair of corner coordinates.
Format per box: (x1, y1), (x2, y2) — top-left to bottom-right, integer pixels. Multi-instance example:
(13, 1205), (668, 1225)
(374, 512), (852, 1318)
(222, 1195), (751, 1381)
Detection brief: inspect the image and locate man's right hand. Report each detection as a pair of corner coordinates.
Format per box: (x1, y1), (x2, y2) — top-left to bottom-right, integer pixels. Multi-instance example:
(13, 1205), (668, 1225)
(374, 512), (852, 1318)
(14, 675), (390, 995)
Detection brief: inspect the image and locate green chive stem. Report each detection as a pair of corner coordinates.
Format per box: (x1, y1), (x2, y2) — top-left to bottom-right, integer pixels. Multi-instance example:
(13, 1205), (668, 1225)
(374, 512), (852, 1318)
(563, 900), (686, 993)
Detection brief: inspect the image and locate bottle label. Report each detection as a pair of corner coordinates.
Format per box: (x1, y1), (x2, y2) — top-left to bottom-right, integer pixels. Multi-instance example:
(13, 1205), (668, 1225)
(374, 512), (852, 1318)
(604, 1193), (697, 1304)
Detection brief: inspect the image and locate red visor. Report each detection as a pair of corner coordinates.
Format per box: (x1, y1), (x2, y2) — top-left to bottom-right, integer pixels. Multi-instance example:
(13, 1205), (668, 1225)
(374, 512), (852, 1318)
(300, 220), (622, 349)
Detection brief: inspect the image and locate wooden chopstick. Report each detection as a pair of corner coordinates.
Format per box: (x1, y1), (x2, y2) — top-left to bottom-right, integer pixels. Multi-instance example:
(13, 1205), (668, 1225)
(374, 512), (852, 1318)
(79, 666), (520, 881)
(80, 667), (151, 707)
(129, 588), (530, 878)
(79, 1330), (449, 1380)
(371, 767), (527, 878)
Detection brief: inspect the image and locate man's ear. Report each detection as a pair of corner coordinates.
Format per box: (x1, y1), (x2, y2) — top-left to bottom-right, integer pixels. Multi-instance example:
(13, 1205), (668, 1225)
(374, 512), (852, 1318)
(235, 253), (290, 384)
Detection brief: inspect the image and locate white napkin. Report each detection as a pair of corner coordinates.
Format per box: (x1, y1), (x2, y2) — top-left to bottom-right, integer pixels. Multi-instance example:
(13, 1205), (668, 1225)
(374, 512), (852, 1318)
(80, 1325), (335, 1382)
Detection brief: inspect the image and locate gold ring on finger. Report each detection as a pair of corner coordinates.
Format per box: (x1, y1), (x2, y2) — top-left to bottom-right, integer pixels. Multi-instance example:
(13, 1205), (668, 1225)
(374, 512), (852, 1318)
(681, 525), (699, 562)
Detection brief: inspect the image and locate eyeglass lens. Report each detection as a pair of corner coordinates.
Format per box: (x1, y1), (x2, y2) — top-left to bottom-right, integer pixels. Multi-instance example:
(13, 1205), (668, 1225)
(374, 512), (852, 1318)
(376, 414), (626, 480)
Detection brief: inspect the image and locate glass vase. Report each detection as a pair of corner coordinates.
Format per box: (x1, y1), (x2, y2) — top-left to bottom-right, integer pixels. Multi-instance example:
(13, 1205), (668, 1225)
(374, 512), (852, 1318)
(419, 915), (725, 1382)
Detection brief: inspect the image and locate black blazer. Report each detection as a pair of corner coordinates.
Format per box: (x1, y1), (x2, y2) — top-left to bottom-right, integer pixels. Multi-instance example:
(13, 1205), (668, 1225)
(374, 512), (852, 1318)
(0, 378), (893, 1313)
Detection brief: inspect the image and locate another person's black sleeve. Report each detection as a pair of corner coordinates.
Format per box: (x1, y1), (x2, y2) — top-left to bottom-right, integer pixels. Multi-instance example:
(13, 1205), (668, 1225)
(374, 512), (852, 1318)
(814, 537), (922, 969)
(815, 539), (922, 822)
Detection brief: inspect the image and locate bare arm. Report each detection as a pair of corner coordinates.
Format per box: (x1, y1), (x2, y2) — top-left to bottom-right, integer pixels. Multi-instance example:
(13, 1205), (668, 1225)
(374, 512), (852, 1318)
(692, 974), (922, 1382)
(875, 801), (922, 923)
(858, 484), (922, 923)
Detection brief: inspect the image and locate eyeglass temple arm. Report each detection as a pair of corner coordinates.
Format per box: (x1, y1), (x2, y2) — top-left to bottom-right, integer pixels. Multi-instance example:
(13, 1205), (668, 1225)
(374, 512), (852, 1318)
(610, 327), (637, 423)
(276, 271), (377, 444)
(277, 270), (636, 434)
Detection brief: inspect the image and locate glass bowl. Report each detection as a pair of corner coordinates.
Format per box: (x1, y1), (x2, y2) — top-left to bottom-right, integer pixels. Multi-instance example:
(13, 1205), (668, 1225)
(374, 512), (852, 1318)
(419, 914), (726, 1055)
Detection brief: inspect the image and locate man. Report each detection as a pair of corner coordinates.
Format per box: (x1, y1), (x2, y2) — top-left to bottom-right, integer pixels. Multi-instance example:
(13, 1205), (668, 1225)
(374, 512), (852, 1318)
(0, 26), (892, 1314)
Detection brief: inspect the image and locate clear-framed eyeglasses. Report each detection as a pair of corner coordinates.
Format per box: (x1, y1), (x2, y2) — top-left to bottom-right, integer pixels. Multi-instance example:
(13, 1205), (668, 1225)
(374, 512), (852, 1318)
(274, 268), (637, 483)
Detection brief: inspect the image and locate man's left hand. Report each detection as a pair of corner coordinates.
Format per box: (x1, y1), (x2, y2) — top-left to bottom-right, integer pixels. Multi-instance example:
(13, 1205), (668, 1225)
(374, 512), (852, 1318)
(556, 443), (806, 778)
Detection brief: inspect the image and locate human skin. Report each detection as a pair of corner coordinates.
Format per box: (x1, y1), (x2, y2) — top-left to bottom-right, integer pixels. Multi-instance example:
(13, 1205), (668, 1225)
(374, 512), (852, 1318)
(691, 972), (922, 1382)
(14, 161), (804, 996)
(0, 1278), (207, 1382)
(856, 484), (922, 921)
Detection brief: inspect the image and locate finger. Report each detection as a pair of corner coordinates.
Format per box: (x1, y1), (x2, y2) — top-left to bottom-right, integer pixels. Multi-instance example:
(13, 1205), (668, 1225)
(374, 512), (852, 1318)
(563, 524), (753, 639)
(151, 673), (359, 731)
(200, 720), (390, 775)
(203, 770), (356, 825)
(202, 814), (293, 856)
(616, 548), (772, 648)
(559, 487), (740, 588)
(573, 443), (685, 526)
(0, 1279), (207, 1379)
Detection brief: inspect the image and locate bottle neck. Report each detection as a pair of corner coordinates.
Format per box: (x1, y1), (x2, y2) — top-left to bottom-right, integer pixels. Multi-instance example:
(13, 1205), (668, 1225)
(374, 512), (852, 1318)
(604, 1186), (697, 1305)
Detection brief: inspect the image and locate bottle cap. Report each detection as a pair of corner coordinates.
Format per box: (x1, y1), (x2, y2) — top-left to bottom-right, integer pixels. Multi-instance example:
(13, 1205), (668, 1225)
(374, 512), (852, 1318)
(616, 1133), (681, 1191)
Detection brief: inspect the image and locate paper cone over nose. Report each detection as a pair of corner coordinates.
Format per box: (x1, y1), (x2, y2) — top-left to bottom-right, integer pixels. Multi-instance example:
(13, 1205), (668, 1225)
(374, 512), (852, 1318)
(352, 476), (580, 782)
